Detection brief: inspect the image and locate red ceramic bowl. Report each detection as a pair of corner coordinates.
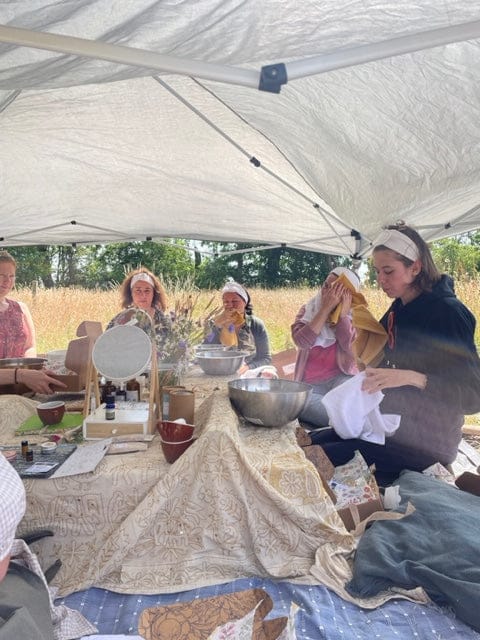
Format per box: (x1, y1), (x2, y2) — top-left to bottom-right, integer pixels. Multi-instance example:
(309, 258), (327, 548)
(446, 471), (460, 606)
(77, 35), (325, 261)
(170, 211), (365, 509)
(157, 420), (195, 442)
(36, 400), (66, 426)
(160, 438), (196, 464)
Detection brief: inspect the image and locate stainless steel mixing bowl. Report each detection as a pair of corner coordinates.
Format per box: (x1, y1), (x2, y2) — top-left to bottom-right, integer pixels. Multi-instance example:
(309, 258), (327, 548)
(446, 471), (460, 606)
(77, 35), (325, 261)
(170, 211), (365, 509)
(196, 350), (247, 375)
(228, 378), (312, 427)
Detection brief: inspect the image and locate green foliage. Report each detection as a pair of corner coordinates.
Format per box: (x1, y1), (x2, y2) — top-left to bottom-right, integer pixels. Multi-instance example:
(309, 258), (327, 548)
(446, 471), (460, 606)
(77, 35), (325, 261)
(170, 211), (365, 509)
(7, 246), (56, 287)
(194, 242), (344, 288)
(12, 234), (480, 291)
(431, 237), (480, 277)
(81, 241), (195, 288)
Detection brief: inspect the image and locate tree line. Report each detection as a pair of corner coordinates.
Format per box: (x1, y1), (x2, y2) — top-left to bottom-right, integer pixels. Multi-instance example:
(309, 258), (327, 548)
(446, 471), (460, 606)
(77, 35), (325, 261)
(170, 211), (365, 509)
(6, 233), (480, 290)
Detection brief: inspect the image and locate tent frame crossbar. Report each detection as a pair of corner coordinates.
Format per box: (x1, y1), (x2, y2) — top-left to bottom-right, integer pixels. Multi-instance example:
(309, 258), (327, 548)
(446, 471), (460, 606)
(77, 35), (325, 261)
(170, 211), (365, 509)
(1, 20), (480, 91)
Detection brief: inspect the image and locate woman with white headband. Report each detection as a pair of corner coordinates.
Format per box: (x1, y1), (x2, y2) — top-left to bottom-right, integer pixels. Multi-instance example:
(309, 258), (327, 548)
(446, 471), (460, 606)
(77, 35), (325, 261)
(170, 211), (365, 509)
(312, 223), (480, 484)
(204, 281), (271, 374)
(106, 267), (171, 350)
(291, 267), (360, 426)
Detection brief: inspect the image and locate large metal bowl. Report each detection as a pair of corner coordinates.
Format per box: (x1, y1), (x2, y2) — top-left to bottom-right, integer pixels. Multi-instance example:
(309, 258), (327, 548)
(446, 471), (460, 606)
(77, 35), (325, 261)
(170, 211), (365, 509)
(228, 378), (312, 427)
(0, 357), (47, 369)
(196, 350), (247, 376)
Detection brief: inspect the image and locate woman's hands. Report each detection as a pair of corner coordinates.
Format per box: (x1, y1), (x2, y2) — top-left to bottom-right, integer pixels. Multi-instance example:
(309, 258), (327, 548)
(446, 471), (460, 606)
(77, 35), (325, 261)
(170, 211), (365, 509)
(320, 279), (345, 313)
(362, 367), (427, 393)
(214, 309), (241, 329)
(237, 363), (249, 376)
(339, 290), (352, 317)
(17, 368), (67, 395)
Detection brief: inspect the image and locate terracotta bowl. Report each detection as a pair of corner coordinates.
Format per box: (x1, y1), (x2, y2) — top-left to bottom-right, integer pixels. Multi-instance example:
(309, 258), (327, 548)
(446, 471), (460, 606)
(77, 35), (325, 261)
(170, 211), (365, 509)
(160, 437), (196, 464)
(36, 400), (66, 426)
(157, 420), (195, 442)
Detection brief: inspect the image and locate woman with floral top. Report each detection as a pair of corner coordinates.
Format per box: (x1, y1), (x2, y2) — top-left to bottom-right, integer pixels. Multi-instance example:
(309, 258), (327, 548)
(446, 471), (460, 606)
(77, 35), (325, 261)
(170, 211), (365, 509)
(0, 251), (37, 358)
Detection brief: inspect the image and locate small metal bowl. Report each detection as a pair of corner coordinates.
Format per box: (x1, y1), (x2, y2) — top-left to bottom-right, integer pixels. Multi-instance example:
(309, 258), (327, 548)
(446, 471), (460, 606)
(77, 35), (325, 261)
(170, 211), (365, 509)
(228, 378), (312, 427)
(196, 350), (247, 376)
(0, 357), (47, 369)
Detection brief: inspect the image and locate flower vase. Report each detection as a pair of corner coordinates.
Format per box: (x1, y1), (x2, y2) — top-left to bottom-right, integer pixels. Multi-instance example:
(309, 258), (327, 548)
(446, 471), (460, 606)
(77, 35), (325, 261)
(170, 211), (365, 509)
(157, 362), (181, 389)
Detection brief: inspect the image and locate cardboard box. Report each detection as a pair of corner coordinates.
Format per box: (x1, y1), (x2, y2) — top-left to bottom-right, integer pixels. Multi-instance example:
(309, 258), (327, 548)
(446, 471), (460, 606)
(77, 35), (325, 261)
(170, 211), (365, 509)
(336, 496), (384, 531)
(83, 402), (155, 439)
(51, 373), (83, 392)
(271, 348), (297, 380)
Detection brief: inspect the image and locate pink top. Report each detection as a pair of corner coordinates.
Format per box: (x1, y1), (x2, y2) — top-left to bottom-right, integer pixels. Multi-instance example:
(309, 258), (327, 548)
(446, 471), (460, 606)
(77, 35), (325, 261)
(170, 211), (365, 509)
(0, 299), (29, 358)
(291, 306), (358, 383)
(303, 344), (341, 383)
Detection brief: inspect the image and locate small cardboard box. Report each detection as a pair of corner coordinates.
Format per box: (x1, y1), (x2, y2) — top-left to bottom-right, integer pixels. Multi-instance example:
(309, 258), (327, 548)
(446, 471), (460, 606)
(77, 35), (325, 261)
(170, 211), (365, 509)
(336, 496), (384, 531)
(271, 348), (297, 380)
(83, 402), (155, 439)
(51, 373), (83, 392)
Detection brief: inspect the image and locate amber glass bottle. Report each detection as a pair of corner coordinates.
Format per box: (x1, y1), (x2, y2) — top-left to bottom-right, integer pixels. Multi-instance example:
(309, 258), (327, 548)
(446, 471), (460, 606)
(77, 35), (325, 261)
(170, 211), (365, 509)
(126, 378), (140, 402)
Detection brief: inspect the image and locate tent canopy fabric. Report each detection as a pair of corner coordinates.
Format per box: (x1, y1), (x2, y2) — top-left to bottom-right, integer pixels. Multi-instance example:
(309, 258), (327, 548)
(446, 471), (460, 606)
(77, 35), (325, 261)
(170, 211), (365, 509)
(1, 1), (480, 256)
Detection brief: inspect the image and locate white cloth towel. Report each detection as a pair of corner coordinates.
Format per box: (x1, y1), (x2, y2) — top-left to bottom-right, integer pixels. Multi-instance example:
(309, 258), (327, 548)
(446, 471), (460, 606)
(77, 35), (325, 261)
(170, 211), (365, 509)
(240, 365), (279, 379)
(322, 372), (401, 445)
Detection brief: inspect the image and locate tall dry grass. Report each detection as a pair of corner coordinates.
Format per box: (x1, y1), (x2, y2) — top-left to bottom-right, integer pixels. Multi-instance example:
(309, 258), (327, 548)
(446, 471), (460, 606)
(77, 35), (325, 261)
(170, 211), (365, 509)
(10, 280), (480, 355)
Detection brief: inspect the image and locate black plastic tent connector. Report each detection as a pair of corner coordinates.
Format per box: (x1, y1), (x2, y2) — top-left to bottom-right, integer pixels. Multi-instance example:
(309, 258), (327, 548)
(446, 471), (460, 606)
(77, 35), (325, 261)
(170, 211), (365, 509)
(259, 63), (287, 93)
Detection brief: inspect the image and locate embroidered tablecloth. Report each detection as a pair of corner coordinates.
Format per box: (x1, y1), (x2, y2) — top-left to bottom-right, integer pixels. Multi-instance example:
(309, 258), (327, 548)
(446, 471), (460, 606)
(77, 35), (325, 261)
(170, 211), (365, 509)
(2, 386), (427, 610)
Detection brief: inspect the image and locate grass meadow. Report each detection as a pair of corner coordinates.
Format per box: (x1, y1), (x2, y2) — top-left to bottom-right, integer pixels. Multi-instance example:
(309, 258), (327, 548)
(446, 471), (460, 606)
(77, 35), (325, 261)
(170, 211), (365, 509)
(10, 279), (480, 355)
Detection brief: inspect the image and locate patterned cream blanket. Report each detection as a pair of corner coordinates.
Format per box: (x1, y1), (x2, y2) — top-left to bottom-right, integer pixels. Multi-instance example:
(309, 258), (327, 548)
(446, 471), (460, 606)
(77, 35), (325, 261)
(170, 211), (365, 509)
(4, 391), (427, 609)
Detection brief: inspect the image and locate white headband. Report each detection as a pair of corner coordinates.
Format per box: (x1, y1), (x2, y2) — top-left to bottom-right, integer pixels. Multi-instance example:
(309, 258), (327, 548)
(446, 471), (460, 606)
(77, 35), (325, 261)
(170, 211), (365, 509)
(222, 282), (248, 303)
(0, 453), (26, 562)
(330, 267), (360, 292)
(374, 229), (419, 262)
(130, 273), (155, 289)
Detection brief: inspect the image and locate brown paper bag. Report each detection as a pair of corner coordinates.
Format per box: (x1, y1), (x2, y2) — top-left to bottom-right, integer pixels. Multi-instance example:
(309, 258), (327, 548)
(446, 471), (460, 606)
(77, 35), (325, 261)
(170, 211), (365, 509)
(138, 588), (287, 640)
(168, 389), (195, 424)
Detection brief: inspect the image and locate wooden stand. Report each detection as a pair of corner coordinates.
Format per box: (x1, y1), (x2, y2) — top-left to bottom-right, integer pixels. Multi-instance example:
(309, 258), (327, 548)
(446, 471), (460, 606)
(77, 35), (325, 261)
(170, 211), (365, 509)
(84, 338), (160, 435)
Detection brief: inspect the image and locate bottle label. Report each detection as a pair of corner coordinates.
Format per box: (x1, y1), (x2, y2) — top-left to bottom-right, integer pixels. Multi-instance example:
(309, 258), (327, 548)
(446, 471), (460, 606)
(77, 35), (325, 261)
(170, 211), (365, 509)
(126, 390), (139, 402)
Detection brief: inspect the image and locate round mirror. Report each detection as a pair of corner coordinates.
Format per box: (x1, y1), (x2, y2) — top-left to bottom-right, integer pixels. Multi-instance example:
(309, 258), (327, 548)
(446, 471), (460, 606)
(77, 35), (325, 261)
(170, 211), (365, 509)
(92, 324), (152, 382)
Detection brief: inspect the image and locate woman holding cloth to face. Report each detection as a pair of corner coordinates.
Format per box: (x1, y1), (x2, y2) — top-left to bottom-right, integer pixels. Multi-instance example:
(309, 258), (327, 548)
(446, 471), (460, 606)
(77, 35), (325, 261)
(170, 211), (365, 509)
(291, 267), (360, 427)
(204, 281), (271, 375)
(312, 223), (480, 481)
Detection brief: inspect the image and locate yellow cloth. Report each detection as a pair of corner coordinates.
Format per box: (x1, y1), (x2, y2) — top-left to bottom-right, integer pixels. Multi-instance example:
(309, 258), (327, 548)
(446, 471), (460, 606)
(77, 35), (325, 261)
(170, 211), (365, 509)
(215, 310), (244, 347)
(352, 305), (387, 367)
(328, 273), (367, 325)
(328, 273), (387, 367)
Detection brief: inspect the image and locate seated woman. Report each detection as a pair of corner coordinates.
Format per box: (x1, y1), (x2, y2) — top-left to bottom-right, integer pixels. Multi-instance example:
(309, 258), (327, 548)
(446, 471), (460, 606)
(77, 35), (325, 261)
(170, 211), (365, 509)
(312, 223), (480, 482)
(292, 267), (360, 427)
(204, 281), (271, 375)
(106, 268), (171, 353)
(0, 251), (36, 358)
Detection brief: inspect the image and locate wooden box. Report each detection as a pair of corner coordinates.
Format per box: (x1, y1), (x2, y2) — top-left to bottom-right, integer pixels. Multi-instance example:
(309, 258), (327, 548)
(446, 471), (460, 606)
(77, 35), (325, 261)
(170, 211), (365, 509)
(51, 372), (83, 392)
(83, 402), (155, 439)
(271, 348), (297, 380)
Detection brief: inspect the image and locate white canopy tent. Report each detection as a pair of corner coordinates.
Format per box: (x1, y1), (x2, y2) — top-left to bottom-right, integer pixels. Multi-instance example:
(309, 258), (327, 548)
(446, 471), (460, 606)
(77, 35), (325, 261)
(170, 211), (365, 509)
(0, 1), (480, 257)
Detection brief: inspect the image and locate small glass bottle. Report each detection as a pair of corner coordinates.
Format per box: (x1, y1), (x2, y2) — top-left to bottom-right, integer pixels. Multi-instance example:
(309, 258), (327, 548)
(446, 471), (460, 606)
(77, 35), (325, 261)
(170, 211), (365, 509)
(21, 440), (29, 458)
(125, 378), (140, 402)
(105, 394), (116, 421)
(102, 381), (116, 404)
(115, 382), (127, 403)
